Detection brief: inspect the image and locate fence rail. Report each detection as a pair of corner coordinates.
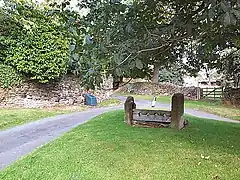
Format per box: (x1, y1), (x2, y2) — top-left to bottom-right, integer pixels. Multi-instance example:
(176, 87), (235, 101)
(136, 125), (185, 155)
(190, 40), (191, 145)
(197, 87), (224, 100)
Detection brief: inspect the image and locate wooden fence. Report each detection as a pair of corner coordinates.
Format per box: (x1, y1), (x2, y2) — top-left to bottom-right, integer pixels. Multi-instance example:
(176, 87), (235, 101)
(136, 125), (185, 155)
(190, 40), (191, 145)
(197, 87), (224, 100)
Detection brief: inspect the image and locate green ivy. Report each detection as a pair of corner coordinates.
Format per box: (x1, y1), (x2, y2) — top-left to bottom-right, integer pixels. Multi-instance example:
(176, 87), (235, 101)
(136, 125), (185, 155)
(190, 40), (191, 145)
(5, 31), (69, 83)
(1, 1), (69, 83)
(0, 64), (22, 88)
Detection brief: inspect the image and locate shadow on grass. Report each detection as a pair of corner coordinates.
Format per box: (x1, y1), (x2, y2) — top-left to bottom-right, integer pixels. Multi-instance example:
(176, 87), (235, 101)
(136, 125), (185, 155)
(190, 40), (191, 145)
(175, 115), (240, 154)
(86, 111), (240, 156)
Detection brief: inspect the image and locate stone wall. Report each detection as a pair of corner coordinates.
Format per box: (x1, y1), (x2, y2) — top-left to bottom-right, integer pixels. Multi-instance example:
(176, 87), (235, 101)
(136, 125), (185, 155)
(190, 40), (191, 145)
(0, 75), (112, 108)
(223, 87), (240, 106)
(118, 82), (198, 100)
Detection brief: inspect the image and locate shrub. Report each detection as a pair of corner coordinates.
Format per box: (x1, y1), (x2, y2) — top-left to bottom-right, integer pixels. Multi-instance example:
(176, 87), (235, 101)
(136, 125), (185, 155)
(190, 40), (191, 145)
(2, 2), (69, 83)
(6, 31), (69, 83)
(0, 64), (22, 88)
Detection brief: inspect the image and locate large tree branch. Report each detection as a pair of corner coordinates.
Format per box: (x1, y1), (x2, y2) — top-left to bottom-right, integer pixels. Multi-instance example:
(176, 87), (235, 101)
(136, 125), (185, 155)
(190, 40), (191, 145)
(137, 34), (190, 54)
(137, 44), (169, 54)
(114, 53), (132, 68)
(154, 42), (174, 56)
(144, 25), (161, 38)
(109, 34), (190, 72)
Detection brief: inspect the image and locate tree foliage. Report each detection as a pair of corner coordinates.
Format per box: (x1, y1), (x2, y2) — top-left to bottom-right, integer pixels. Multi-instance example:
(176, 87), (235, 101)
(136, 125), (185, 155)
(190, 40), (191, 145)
(1, 0), (239, 89)
(221, 48), (240, 87)
(159, 67), (184, 86)
(70, 0), (240, 88)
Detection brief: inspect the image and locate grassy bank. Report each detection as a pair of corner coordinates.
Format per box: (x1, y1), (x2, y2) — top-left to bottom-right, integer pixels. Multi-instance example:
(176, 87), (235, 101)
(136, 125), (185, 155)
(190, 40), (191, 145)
(97, 98), (121, 107)
(0, 98), (121, 130)
(1, 111), (239, 179)
(0, 108), (81, 130)
(118, 94), (240, 121)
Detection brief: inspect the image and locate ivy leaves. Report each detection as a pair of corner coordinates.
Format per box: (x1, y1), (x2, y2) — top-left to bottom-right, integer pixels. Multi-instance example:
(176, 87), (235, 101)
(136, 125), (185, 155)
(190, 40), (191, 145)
(0, 64), (22, 88)
(1, 1), (69, 83)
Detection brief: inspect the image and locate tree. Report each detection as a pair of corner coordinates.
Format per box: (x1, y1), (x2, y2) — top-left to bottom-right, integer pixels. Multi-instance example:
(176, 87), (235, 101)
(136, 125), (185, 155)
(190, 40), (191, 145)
(75, 0), (187, 85)
(183, 1), (240, 82)
(221, 49), (240, 87)
(73, 0), (239, 89)
(9, 0), (238, 90)
(159, 66), (184, 86)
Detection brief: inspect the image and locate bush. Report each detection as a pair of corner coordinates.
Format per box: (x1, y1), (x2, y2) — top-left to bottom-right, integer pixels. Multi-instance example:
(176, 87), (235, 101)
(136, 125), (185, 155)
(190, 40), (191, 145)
(6, 31), (69, 83)
(2, 2), (69, 83)
(0, 64), (22, 88)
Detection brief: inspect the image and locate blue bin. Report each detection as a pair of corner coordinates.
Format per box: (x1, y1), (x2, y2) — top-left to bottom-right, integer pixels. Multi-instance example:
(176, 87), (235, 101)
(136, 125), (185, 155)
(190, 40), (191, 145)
(85, 93), (97, 106)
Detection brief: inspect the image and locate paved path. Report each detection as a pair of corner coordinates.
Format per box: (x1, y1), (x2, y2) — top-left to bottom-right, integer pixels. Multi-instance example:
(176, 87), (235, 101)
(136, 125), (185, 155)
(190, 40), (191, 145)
(0, 106), (122, 170)
(0, 97), (239, 170)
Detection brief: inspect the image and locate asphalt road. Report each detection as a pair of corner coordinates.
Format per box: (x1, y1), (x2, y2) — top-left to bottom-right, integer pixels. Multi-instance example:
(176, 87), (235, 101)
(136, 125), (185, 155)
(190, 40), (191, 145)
(0, 97), (239, 170)
(0, 106), (122, 170)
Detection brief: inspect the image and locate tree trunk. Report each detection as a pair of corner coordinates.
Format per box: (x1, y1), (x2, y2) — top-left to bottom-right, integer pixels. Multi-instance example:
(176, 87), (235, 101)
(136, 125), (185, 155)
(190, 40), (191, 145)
(112, 75), (120, 90)
(152, 64), (160, 84)
(119, 76), (123, 83)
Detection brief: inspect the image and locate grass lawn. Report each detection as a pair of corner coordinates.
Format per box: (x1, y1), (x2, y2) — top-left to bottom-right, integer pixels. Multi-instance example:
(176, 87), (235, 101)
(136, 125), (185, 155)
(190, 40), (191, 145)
(118, 93), (240, 121)
(0, 98), (121, 130)
(97, 98), (122, 107)
(1, 111), (239, 180)
(0, 108), (80, 130)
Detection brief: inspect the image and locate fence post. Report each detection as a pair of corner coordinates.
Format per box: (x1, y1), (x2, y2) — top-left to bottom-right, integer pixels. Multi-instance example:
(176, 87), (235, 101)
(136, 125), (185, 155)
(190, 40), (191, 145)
(214, 87), (216, 100)
(222, 86), (224, 99)
(197, 87), (201, 100)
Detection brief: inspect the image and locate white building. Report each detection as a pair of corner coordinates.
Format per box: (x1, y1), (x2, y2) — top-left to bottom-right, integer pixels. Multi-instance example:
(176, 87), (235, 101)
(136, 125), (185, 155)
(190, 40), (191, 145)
(184, 69), (222, 87)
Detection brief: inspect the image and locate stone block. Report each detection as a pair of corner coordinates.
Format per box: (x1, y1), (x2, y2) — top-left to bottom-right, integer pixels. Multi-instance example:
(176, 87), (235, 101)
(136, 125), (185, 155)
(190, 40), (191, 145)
(124, 96), (136, 125)
(171, 93), (185, 130)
